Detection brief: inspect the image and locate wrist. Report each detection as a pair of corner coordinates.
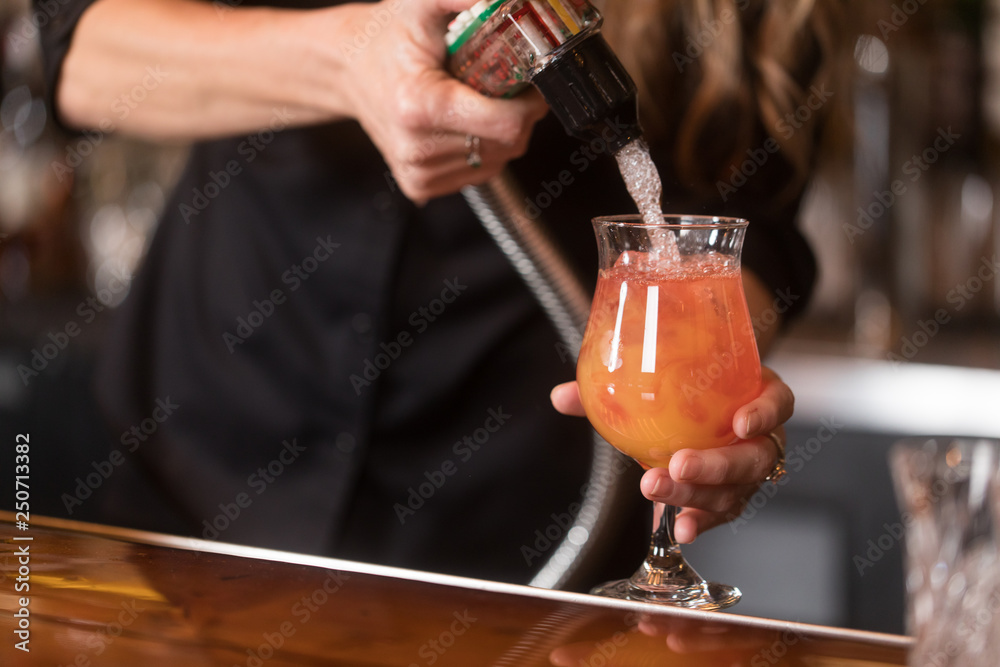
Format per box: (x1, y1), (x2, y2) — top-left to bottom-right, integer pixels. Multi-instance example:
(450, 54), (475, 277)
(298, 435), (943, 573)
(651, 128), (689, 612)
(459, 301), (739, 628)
(266, 4), (367, 123)
(320, 1), (415, 125)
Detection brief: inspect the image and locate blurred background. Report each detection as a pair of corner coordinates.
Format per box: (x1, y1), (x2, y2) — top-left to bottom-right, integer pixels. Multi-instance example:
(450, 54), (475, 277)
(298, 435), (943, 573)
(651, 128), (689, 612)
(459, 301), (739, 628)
(792, 0), (1000, 365)
(2, 0), (999, 636)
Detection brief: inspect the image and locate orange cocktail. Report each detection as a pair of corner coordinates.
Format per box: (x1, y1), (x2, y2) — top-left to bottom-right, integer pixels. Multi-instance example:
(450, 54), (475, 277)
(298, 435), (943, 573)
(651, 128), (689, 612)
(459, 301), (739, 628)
(580, 215), (757, 609)
(577, 254), (761, 469)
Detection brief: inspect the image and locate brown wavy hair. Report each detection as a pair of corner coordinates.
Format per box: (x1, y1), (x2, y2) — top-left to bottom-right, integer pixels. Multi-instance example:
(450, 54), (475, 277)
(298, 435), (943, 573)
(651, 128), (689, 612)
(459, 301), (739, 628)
(601, 0), (850, 200)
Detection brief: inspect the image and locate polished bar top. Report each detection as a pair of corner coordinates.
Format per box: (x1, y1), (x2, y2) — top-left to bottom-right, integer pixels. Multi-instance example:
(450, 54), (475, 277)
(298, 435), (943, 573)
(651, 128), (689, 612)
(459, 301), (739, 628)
(1, 512), (910, 666)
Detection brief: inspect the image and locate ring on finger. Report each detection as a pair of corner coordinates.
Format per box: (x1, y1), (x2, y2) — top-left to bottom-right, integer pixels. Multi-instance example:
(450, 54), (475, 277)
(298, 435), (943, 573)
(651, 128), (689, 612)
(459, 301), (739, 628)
(764, 431), (787, 483)
(465, 134), (482, 168)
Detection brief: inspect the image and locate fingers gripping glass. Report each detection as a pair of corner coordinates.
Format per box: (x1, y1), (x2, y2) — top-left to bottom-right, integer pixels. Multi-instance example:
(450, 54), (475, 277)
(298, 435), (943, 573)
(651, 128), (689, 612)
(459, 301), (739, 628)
(577, 215), (762, 609)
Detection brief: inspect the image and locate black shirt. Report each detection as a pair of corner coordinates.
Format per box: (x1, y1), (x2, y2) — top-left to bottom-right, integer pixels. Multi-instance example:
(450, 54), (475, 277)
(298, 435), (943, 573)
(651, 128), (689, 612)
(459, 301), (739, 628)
(37, 0), (815, 584)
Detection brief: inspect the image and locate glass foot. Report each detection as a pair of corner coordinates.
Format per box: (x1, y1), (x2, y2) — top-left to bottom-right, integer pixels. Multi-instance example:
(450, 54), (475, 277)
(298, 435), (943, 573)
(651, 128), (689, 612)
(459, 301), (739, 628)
(590, 578), (741, 610)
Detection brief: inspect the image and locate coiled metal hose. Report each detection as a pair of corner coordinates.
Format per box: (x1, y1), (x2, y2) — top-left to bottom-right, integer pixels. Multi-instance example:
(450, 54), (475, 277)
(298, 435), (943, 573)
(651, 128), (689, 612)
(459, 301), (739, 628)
(462, 172), (629, 590)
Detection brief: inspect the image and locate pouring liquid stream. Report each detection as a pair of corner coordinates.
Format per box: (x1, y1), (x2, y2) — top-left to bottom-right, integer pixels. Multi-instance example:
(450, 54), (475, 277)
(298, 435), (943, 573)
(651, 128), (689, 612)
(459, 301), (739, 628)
(613, 138), (680, 265)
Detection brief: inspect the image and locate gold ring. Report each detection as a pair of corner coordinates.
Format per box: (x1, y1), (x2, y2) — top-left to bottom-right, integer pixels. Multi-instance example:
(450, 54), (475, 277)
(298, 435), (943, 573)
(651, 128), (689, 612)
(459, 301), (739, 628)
(764, 431), (787, 483)
(465, 134), (482, 168)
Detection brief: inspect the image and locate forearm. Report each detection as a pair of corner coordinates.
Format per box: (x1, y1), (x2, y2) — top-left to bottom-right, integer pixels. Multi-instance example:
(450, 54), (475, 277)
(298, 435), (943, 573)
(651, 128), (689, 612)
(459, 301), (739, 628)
(58, 0), (361, 139)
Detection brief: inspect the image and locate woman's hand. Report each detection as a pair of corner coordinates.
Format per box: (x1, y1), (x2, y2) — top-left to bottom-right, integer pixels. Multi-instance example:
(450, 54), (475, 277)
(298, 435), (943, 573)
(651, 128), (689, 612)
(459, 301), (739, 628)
(550, 366), (793, 543)
(60, 0), (547, 203)
(340, 0), (549, 202)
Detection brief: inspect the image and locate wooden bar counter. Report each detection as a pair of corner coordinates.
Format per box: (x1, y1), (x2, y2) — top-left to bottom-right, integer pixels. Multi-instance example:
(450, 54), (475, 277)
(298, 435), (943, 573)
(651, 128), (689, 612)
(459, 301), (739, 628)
(2, 511), (910, 666)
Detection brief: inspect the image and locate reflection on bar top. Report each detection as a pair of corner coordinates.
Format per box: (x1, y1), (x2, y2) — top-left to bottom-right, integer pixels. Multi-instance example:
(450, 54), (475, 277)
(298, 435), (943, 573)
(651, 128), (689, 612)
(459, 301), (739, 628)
(0, 512), (909, 666)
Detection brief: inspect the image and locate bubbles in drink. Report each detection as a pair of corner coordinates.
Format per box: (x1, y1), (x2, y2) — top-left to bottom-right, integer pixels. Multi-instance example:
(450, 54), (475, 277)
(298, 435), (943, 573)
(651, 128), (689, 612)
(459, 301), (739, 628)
(614, 138), (680, 265)
(615, 138), (662, 227)
(647, 227), (681, 265)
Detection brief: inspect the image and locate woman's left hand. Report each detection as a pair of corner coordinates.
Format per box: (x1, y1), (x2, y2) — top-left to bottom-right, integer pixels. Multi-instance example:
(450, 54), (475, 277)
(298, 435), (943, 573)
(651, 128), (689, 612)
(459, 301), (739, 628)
(550, 366), (793, 543)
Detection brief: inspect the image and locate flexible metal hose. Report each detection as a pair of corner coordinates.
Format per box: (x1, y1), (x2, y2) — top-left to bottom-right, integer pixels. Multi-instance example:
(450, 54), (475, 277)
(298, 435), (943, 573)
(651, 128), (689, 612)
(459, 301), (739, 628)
(462, 171), (629, 590)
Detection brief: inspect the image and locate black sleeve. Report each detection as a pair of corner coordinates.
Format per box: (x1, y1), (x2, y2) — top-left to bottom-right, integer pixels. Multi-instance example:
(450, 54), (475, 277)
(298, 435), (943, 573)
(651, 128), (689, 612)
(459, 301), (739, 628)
(33, 0), (101, 129)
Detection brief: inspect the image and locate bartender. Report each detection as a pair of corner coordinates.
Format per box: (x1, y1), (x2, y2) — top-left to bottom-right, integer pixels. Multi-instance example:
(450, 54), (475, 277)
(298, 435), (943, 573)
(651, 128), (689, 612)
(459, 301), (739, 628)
(37, 0), (831, 584)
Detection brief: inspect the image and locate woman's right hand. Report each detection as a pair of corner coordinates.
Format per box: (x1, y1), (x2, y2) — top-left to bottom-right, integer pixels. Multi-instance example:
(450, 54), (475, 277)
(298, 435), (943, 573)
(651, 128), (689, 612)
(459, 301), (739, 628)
(551, 366), (794, 543)
(337, 0), (549, 202)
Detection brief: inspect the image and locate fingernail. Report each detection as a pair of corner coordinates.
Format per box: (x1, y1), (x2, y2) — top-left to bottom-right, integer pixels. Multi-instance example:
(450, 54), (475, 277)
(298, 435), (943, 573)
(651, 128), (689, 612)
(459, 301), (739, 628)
(744, 411), (763, 438)
(674, 515), (696, 544)
(679, 455), (703, 481)
(651, 475), (673, 497)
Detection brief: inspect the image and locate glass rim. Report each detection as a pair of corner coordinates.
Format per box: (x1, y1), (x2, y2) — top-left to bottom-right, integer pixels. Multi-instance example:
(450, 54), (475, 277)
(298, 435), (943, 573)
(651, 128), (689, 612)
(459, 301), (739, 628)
(592, 214), (749, 229)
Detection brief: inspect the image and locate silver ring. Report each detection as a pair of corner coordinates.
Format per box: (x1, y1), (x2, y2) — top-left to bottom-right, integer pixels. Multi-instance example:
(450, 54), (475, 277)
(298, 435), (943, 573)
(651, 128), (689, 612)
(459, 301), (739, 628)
(764, 431), (787, 483)
(465, 134), (481, 168)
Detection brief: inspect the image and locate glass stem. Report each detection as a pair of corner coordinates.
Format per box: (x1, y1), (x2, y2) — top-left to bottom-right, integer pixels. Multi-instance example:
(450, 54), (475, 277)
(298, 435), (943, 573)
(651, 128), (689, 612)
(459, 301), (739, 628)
(647, 502), (685, 566)
(654, 503), (678, 549)
(627, 502), (703, 590)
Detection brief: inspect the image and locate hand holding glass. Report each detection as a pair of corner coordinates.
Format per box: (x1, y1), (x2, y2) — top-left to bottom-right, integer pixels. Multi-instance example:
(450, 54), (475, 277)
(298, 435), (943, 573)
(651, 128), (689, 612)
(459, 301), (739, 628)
(577, 215), (762, 608)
